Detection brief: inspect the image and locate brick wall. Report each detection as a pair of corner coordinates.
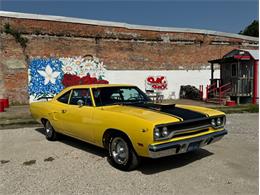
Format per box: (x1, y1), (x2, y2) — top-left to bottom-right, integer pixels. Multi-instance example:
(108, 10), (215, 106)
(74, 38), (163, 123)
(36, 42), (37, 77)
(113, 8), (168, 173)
(0, 14), (258, 104)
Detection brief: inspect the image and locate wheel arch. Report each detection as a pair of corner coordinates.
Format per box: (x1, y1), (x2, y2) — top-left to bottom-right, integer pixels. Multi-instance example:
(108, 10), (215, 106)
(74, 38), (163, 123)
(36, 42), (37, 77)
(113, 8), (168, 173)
(41, 118), (48, 126)
(102, 128), (133, 150)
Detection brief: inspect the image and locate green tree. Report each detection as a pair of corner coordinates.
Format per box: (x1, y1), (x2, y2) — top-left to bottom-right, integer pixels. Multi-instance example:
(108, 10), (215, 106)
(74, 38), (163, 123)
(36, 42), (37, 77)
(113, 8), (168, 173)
(239, 20), (259, 37)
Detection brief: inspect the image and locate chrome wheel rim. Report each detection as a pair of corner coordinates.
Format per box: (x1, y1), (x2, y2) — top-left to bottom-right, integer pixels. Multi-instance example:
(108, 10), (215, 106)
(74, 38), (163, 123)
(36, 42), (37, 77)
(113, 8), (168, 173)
(45, 122), (53, 137)
(111, 137), (129, 165)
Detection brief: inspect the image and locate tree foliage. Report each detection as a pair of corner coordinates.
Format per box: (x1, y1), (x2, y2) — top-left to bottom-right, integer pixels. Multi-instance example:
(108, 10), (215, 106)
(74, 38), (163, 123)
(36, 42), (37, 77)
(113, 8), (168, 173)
(239, 20), (259, 37)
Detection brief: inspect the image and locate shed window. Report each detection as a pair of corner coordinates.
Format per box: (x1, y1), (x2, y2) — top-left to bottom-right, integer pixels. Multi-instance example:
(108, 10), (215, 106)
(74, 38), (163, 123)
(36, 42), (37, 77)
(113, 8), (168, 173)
(231, 64), (237, 77)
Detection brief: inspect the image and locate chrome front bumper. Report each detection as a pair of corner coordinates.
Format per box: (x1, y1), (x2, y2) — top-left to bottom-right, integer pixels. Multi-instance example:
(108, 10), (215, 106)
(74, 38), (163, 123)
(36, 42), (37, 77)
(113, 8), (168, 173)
(148, 129), (228, 158)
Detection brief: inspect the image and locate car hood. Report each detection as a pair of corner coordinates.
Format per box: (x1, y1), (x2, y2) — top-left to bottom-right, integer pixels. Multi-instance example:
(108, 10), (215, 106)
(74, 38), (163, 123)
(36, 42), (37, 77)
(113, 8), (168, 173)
(101, 103), (223, 124)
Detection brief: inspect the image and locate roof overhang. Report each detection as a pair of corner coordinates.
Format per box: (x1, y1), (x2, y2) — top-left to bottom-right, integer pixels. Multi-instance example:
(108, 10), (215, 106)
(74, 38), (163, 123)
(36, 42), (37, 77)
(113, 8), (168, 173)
(0, 11), (259, 42)
(209, 57), (238, 64)
(209, 49), (259, 64)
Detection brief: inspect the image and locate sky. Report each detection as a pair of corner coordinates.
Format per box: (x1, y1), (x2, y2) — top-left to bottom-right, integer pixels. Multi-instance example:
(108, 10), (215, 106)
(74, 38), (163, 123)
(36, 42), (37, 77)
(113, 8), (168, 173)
(0, 0), (259, 34)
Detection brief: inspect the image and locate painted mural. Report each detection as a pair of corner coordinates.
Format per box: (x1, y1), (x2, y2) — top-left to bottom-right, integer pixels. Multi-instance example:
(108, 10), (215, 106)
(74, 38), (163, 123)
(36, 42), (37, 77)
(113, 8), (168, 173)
(28, 56), (108, 102)
(145, 76), (168, 91)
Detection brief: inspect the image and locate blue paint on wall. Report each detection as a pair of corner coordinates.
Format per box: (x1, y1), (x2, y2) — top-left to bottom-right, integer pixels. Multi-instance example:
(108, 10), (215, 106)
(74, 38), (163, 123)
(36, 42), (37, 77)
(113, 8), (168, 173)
(28, 58), (64, 100)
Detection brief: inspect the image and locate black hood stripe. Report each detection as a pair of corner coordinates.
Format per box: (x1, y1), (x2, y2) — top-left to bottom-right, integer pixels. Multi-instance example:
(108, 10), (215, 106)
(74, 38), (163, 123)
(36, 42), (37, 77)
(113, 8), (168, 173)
(127, 103), (207, 121)
(164, 106), (207, 120)
(128, 105), (183, 121)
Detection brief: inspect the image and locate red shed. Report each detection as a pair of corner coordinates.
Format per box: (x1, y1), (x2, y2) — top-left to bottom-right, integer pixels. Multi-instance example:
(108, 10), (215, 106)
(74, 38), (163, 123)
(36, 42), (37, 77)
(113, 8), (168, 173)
(207, 49), (258, 104)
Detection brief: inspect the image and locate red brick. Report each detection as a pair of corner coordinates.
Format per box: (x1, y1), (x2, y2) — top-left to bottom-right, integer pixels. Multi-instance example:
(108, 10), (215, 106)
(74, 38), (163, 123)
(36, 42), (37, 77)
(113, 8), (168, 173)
(0, 16), (258, 104)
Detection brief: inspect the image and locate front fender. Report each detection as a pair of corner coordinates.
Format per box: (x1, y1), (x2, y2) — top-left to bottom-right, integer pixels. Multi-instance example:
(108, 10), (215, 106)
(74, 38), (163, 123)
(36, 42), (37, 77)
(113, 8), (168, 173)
(93, 108), (154, 157)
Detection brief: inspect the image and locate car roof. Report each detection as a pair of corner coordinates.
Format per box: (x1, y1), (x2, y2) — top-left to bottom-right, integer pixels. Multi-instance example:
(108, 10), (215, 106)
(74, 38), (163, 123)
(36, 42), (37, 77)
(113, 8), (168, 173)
(53, 84), (138, 100)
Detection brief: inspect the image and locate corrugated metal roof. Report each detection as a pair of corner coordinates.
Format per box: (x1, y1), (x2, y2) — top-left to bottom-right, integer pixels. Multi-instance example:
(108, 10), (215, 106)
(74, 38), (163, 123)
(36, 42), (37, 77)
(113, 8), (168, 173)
(242, 49), (259, 60)
(209, 49), (259, 63)
(0, 11), (259, 42)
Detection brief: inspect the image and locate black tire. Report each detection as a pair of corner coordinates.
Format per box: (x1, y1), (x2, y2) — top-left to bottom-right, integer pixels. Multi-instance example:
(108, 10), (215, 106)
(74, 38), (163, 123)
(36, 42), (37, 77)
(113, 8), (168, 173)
(44, 120), (57, 141)
(108, 134), (139, 171)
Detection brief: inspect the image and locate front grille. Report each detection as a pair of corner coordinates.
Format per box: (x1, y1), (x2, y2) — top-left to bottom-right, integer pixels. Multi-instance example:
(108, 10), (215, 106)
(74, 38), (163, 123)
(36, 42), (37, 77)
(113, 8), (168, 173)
(172, 128), (209, 139)
(166, 117), (211, 132)
(161, 118), (211, 140)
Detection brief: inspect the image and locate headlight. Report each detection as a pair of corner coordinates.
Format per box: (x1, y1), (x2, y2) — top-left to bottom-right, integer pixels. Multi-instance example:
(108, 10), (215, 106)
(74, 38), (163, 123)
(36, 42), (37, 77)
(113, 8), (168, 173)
(154, 127), (161, 138)
(162, 127), (169, 137)
(216, 117), (222, 126)
(154, 126), (170, 140)
(211, 118), (216, 126)
(211, 116), (225, 128)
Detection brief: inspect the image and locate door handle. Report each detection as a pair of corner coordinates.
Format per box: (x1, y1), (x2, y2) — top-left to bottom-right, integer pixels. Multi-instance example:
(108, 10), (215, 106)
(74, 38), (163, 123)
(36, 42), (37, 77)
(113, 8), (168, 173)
(61, 109), (67, 113)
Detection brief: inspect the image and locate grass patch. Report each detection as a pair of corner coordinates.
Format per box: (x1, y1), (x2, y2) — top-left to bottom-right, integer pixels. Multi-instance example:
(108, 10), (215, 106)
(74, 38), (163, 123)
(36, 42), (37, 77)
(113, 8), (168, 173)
(244, 104), (259, 113)
(211, 104), (259, 114)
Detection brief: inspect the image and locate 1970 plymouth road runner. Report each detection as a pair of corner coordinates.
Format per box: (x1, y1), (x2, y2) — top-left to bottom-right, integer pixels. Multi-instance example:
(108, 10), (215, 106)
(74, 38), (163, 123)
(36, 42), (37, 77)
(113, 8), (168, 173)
(30, 84), (227, 170)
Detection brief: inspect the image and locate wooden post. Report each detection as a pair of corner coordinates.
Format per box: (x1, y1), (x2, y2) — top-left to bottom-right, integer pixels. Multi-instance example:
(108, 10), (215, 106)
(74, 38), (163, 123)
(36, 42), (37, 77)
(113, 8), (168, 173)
(205, 85), (208, 101)
(201, 85), (203, 100)
(252, 60), (258, 104)
(237, 96), (240, 105)
(219, 86), (221, 104)
(211, 63), (214, 85)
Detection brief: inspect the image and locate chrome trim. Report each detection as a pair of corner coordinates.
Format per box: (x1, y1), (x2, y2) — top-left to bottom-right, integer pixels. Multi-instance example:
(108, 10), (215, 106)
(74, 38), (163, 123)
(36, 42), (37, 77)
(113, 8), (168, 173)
(154, 125), (211, 141)
(149, 129), (227, 158)
(170, 125), (210, 136)
(211, 125), (225, 130)
(153, 115), (226, 141)
(155, 115), (225, 128)
(110, 137), (129, 165)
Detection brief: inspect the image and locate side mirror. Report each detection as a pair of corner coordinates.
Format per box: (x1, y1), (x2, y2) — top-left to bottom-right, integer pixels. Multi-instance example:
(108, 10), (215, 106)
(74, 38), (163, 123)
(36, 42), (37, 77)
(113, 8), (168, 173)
(77, 99), (84, 107)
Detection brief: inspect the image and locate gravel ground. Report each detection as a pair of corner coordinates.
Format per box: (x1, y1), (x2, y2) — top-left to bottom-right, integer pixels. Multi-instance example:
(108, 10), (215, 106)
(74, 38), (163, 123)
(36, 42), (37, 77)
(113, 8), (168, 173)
(0, 113), (258, 195)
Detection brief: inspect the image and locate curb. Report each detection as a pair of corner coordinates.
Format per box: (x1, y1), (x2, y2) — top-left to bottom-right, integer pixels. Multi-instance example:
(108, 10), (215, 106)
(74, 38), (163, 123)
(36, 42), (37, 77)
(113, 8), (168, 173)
(0, 118), (41, 129)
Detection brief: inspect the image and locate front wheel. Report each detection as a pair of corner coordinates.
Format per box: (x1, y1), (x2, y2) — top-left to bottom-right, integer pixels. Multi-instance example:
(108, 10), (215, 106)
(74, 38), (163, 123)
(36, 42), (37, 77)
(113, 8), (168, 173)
(108, 135), (139, 171)
(44, 120), (57, 141)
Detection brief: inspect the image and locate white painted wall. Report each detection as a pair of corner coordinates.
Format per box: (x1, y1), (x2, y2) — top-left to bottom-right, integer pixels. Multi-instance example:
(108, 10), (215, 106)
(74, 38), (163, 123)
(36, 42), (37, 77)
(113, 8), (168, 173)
(106, 70), (220, 99)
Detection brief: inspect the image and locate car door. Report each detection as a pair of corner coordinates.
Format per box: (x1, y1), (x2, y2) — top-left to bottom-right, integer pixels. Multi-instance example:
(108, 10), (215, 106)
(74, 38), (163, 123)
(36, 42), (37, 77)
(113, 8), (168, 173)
(52, 90), (72, 134)
(61, 88), (95, 143)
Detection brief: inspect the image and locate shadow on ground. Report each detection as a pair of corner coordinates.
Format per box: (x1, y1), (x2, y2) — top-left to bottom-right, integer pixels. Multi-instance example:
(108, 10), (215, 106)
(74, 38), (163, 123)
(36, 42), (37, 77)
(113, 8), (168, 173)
(138, 149), (213, 175)
(35, 128), (107, 158)
(35, 127), (214, 174)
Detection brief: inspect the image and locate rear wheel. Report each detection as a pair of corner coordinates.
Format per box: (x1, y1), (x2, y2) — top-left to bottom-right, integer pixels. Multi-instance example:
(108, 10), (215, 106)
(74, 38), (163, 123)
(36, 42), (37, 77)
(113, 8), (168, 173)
(44, 120), (57, 141)
(108, 135), (139, 171)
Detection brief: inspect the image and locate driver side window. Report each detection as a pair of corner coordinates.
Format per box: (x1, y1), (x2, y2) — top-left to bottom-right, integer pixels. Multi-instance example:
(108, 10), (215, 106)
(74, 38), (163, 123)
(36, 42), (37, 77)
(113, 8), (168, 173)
(69, 88), (93, 106)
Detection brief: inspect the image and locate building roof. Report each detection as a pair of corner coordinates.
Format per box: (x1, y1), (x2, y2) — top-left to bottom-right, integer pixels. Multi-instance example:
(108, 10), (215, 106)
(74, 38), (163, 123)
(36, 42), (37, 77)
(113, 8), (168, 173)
(0, 11), (259, 42)
(209, 49), (259, 63)
(242, 49), (259, 60)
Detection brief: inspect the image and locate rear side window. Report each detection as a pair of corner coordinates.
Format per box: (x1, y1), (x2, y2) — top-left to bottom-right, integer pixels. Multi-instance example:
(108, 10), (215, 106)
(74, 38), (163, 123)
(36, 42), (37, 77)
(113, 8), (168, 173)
(57, 91), (71, 104)
(69, 89), (92, 106)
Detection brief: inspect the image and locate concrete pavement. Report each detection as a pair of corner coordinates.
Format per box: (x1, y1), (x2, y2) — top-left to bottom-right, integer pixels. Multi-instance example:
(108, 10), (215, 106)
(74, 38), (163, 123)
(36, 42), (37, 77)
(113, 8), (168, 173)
(0, 113), (258, 194)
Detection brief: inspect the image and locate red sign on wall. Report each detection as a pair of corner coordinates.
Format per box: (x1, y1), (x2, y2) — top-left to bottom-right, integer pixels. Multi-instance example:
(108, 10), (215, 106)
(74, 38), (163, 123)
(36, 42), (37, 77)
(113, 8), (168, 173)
(145, 76), (168, 91)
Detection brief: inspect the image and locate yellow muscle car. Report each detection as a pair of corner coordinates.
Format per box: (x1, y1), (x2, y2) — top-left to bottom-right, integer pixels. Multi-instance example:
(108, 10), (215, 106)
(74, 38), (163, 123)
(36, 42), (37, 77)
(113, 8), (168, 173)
(30, 84), (227, 170)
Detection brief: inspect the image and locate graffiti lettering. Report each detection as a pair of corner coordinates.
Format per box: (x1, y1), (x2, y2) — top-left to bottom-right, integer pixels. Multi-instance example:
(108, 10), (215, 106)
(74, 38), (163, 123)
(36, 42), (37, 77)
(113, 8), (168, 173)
(147, 76), (165, 84)
(145, 76), (168, 91)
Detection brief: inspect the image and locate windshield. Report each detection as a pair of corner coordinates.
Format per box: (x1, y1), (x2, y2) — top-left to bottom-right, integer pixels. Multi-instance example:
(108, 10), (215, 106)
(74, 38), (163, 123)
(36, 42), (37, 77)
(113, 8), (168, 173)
(92, 86), (151, 106)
